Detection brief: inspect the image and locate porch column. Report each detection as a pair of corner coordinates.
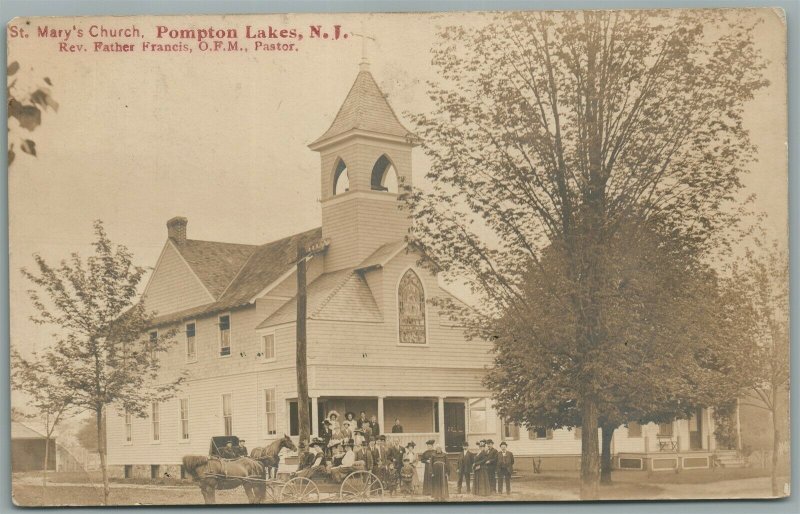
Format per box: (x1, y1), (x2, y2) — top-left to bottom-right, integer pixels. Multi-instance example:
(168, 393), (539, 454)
(311, 396), (319, 437)
(438, 397), (446, 447)
(377, 396), (385, 433)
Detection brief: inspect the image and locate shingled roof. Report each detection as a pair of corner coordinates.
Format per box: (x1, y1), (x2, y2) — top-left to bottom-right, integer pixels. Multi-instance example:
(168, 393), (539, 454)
(150, 227), (322, 326)
(257, 268), (383, 329)
(177, 240), (258, 298)
(310, 68), (414, 147)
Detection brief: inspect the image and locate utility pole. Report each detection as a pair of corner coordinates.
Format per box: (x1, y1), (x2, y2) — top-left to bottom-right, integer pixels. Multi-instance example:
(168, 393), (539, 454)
(295, 239), (328, 444)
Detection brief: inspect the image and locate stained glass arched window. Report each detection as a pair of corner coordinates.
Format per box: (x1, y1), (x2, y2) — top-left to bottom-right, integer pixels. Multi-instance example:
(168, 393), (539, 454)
(398, 269), (426, 344)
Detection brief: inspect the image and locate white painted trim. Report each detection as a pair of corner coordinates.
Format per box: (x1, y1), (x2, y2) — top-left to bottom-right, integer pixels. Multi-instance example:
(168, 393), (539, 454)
(142, 239), (216, 306)
(150, 401), (161, 444)
(178, 396), (191, 443)
(395, 266), (431, 347)
(248, 258), (312, 304)
(218, 312), (232, 358)
(263, 387), (278, 438)
(308, 128), (415, 151)
(184, 320), (198, 364)
(260, 331), (277, 363)
(355, 242), (409, 272)
(221, 392), (234, 437)
(321, 189), (400, 208)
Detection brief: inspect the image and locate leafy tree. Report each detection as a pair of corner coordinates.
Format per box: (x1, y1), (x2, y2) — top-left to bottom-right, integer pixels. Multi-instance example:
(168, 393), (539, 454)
(728, 238), (789, 496)
(20, 220), (185, 504)
(483, 225), (752, 484)
(7, 61), (58, 165)
(11, 351), (74, 486)
(407, 10), (767, 498)
(75, 416), (106, 453)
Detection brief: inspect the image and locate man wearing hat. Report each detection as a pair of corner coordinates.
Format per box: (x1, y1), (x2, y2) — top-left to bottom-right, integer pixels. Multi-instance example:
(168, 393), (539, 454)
(355, 439), (373, 470)
(485, 439), (499, 493)
(330, 440), (357, 482)
(496, 441), (515, 494)
(456, 440), (474, 494)
(372, 435), (387, 472)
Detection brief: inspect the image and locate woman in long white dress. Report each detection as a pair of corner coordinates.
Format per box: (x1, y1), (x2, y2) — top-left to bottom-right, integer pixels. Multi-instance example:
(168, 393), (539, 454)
(404, 442), (421, 494)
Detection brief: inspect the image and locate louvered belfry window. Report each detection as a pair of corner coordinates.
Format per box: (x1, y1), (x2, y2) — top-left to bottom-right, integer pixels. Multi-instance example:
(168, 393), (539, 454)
(398, 269), (426, 344)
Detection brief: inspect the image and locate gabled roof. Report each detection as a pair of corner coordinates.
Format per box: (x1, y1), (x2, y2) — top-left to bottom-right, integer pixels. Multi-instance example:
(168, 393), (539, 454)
(177, 240), (258, 298)
(11, 422), (47, 440)
(150, 227), (322, 326)
(356, 240), (407, 271)
(257, 268), (383, 329)
(310, 69), (414, 147)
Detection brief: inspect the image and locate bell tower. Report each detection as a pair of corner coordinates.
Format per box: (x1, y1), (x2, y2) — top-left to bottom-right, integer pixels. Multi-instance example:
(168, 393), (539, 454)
(309, 60), (417, 272)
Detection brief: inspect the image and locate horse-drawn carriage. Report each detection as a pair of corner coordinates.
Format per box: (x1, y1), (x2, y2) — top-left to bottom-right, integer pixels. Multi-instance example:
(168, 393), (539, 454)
(182, 435), (384, 504)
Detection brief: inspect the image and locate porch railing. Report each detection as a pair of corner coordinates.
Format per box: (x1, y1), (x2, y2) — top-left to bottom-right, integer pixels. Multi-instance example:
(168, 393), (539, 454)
(384, 432), (440, 448)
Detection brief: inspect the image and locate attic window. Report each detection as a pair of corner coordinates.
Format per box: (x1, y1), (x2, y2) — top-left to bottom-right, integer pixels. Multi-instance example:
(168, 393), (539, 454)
(370, 154), (398, 193)
(333, 159), (349, 195)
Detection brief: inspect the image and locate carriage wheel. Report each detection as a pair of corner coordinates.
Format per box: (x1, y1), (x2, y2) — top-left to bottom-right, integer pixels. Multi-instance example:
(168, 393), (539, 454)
(262, 482), (281, 504)
(339, 471), (384, 502)
(280, 476), (320, 503)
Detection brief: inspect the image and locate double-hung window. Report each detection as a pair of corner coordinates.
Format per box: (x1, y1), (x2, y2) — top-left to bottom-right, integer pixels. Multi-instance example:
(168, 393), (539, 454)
(219, 315), (231, 356)
(186, 322), (196, 362)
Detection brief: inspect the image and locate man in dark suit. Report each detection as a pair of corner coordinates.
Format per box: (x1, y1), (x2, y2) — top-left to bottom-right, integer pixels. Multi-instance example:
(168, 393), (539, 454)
(355, 440), (373, 470)
(496, 441), (515, 494)
(372, 435), (387, 472)
(456, 440), (474, 493)
(485, 439), (499, 493)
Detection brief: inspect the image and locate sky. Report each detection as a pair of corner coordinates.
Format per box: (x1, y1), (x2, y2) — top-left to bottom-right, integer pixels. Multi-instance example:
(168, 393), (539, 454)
(8, 10), (787, 365)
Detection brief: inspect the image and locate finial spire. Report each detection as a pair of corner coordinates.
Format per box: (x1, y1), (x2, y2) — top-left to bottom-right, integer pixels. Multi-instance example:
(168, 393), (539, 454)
(351, 31), (375, 71)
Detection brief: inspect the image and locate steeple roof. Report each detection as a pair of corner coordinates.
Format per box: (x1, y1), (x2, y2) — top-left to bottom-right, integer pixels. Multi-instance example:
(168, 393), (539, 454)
(310, 67), (414, 147)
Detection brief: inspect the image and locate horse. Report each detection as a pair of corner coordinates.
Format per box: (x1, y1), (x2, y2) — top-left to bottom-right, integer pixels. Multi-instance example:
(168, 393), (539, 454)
(182, 454), (266, 504)
(250, 434), (297, 479)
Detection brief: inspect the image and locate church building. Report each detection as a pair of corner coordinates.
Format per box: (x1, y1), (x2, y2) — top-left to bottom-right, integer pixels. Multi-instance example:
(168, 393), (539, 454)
(106, 62), (736, 479)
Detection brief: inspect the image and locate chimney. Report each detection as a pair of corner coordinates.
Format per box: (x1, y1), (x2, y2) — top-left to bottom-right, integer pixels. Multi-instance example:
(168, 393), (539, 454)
(167, 216), (188, 245)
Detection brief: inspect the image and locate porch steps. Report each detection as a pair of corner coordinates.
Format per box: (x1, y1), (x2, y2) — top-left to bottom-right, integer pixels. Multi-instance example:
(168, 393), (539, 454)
(714, 453), (747, 468)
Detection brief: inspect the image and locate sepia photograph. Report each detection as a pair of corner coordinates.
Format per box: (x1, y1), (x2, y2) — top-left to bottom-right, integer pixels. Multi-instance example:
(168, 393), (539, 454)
(7, 7), (790, 506)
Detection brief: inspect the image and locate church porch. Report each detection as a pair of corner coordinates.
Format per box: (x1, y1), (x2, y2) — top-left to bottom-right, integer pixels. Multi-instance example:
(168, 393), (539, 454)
(286, 395), (478, 452)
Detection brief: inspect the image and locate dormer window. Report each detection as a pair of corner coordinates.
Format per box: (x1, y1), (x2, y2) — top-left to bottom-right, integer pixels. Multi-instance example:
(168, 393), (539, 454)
(371, 154), (398, 193)
(398, 269), (427, 344)
(333, 159), (349, 195)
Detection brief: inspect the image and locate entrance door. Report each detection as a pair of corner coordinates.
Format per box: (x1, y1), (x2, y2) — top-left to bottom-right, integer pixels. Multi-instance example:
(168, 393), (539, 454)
(444, 402), (466, 452)
(689, 408), (703, 450)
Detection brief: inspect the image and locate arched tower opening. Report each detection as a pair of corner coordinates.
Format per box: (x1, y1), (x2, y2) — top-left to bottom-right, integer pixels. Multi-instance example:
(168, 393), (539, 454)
(333, 159), (350, 195)
(370, 154), (399, 193)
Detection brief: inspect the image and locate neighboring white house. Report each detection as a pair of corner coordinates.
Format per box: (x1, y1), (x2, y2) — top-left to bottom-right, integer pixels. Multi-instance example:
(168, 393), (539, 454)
(106, 62), (731, 478)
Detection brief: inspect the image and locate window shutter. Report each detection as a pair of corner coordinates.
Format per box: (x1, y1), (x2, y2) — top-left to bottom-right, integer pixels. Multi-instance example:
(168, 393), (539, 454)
(546, 428), (554, 440)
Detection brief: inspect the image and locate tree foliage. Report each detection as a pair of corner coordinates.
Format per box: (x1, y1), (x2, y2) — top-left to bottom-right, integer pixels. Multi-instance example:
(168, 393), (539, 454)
(7, 61), (58, 166)
(406, 10), (768, 498)
(19, 220), (184, 503)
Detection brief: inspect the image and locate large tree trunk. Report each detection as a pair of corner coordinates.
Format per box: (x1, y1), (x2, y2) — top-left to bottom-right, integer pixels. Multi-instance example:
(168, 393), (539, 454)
(580, 400), (600, 500)
(770, 401), (779, 496)
(296, 247), (310, 444)
(96, 408), (109, 505)
(600, 424), (614, 485)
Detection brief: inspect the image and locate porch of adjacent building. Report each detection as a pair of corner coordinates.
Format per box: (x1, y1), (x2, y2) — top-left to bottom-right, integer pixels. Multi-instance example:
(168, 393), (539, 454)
(286, 395), (477, 452)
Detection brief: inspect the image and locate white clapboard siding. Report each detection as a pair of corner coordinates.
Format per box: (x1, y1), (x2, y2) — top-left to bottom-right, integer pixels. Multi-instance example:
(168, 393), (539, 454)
(107, 367), (299, 466)
(143, 243), (214, 316)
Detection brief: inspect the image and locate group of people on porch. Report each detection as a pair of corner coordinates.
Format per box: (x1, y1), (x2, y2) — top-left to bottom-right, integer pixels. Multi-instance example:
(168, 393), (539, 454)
(292, 408), (516, 500)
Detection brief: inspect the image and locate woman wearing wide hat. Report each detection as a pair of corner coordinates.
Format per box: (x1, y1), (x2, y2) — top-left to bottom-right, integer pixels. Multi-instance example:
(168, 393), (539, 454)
(420, 439), (436, 496)
(404, 442), (421, 493)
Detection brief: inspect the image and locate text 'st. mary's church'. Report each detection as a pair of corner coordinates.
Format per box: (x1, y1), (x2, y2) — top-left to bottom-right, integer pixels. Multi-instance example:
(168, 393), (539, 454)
(106, 62), (727, 479)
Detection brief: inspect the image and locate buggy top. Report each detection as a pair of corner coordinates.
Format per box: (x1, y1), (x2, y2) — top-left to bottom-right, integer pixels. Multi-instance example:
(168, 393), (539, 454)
(209, 435), (242, 457)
